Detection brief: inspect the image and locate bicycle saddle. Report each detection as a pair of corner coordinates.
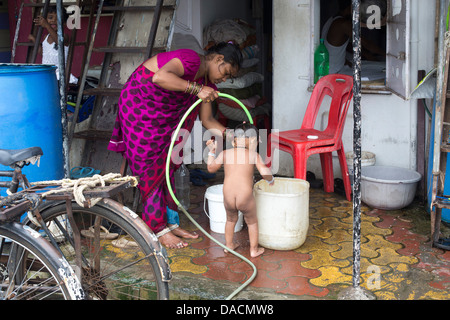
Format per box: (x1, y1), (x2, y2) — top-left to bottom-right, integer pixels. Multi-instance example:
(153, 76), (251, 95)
(0, 147), (43, 167)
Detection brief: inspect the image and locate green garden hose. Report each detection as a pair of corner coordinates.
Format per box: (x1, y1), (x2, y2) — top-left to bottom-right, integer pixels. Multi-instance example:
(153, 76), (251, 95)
(165, 93), (257, 300)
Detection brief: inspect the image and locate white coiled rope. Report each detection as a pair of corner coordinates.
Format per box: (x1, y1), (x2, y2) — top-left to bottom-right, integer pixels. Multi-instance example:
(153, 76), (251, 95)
(31, 173), (138, 207)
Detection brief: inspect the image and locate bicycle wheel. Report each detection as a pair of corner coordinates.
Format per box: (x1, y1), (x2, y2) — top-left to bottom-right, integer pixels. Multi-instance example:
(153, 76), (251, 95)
(34, 199), (170, 300)
(0, 222), (84, 300)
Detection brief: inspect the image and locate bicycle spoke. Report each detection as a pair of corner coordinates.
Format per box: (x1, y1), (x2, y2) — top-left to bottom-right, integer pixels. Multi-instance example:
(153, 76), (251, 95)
(36, 202), (169, 300)
(0, 238), (69, 300)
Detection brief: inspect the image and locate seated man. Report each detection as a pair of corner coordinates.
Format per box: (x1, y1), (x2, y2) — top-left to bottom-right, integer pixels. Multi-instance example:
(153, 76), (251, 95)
(321, 0), (387, 74)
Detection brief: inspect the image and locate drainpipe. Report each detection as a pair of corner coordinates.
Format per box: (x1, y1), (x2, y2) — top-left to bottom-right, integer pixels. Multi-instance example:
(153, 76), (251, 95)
(56, 0), (70, 178)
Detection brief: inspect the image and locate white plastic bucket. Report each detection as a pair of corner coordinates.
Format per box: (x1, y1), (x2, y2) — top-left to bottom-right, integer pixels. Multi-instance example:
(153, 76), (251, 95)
(254, 178), (310, 250)
(346, 151), (376, 184)
(204, 184), (244, 234)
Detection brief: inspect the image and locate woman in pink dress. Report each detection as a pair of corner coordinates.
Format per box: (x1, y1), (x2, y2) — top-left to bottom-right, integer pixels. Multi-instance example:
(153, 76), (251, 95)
(108, 42), (242, 249)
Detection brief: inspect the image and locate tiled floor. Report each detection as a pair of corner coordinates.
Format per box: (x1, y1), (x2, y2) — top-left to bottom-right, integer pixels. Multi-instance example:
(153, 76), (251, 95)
(166, 169), (450, 300)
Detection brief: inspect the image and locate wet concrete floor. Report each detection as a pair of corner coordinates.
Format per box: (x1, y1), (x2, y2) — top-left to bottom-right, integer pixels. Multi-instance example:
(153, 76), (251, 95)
(163, 169), (449, 300)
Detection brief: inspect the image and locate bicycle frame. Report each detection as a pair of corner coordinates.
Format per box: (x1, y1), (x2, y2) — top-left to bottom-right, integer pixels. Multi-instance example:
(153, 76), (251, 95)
(0, 192), (86, 300)
(0, 147), (172, 300)
(0, 167), (30, 194)
(1, 162), (171, 286)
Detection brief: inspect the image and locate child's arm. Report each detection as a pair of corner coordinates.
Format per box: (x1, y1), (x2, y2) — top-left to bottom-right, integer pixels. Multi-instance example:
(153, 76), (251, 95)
(255, 153), (274, 185)
(207, 151), (224, 173)
(34, 16), (58, 43)
(34, 16), (70, 46)
(27, 34), (43, 55)
(206, 139), (223, 173)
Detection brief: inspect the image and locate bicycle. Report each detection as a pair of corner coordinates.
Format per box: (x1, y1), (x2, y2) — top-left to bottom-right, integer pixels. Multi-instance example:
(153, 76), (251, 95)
(0, 147), (170, 300)
(0, 189), (84, 299)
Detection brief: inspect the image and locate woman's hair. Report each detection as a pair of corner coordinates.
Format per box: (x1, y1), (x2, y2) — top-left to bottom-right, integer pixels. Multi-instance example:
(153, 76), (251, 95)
(206, 41), (243, 69)
(234, 122), (258, 140)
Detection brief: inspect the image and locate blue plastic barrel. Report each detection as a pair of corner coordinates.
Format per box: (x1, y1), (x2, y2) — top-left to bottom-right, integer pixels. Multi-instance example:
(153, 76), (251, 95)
(0, 64), (64, 196)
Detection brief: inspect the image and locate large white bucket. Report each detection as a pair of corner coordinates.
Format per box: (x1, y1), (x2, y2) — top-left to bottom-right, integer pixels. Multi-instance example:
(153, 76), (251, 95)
(254, 178), (310, 250)
(204, 184), (244, 234)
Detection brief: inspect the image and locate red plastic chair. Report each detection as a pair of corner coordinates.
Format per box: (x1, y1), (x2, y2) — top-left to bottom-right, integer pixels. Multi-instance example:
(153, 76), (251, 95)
(268, 74), (353, 201)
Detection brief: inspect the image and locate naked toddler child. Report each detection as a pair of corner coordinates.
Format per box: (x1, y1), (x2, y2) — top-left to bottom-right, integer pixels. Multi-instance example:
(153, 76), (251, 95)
(206, 123), (274, 258)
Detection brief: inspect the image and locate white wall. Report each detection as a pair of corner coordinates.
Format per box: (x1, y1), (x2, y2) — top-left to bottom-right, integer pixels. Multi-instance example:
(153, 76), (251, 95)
(174, 0), (254, 47)
(174, 0), (203, 43)
(272, 0), (436, 178)
(272, 0), (315, 176)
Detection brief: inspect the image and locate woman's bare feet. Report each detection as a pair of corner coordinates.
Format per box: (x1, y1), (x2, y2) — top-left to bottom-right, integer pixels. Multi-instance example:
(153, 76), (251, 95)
(158, 231), (188, 249)
(169, 224), (199, 239)
(224, 242), (239, 254)
(250, 246), (264, 258)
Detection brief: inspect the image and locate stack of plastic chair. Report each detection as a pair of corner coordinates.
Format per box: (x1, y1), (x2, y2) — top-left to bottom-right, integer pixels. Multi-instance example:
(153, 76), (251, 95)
(268, 74), (353, 201)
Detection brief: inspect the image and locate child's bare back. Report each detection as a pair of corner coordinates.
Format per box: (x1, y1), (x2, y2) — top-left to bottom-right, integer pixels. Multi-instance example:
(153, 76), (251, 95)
(207, 124), (273, 258)
(222, 147), (256, 212)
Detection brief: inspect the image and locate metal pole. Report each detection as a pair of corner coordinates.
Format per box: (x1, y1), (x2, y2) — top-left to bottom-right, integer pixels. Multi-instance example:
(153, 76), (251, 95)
(10, 2), (24, 63)
(30, 0), (51, 63)
(351, 0), (362, 289)
(430, 0), (450, 247)
(339, 0), (374, 299)
(431, 1), (449, 205)
(433, 0), (449, 172)
(56, 0), (70, 178)
(68, 0), (105, 147)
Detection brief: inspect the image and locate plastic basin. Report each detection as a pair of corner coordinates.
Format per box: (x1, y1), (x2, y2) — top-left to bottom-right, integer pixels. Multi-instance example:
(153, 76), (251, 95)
(361, 166), (422, 210)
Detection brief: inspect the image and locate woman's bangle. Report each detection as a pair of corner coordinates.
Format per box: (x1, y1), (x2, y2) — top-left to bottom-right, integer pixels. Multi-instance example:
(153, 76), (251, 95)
(197, 84), (204, 95)
(185, 81), (203, 96)
(185, 80), (195, 94)
(208, 152), (215, 157)
(266, 176), (274, 184)
(194, 84), (203, 96)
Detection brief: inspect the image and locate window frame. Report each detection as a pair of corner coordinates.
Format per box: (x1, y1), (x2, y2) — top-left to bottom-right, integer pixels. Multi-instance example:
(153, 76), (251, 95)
(310, 0), (410, 99)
